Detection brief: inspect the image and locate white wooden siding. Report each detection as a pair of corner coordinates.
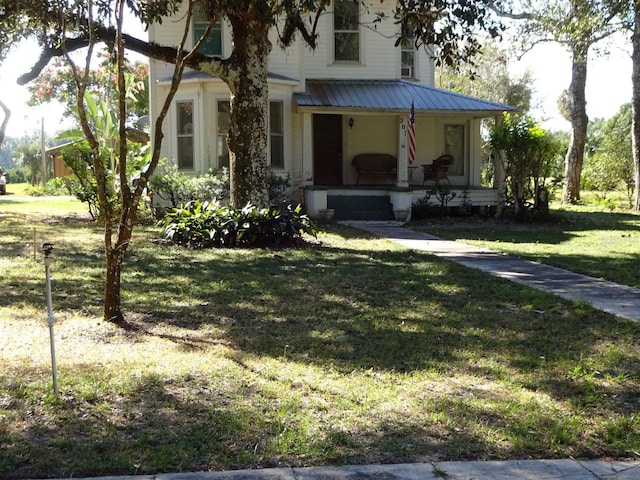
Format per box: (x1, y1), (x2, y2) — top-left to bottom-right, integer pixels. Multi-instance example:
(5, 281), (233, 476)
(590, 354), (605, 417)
(149, 1), (437, 90)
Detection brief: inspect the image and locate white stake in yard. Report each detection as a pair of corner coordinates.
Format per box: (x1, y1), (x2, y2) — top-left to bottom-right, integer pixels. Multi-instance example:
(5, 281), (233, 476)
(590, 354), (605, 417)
(43, 242), (58, 395)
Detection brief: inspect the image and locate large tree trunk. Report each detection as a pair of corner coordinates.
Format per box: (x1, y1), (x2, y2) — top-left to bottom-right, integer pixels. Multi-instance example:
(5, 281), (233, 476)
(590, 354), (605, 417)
(561, 49), (589, 204)
(633, 0), (640, 211)
(226, 16), (272, 208)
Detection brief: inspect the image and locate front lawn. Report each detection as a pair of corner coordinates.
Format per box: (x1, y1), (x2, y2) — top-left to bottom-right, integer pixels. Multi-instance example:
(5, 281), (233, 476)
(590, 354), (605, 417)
(1, 199), (639, 479)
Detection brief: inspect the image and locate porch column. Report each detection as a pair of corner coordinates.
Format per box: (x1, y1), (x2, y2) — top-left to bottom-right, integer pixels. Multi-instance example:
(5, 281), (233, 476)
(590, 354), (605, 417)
(301, 112), (313, 186)
(396, 117), (409, 188)
(494, 114), (506, 217)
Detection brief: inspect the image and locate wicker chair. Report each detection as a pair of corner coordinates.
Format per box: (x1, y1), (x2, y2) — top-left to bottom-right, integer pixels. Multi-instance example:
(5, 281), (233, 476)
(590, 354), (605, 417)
(422, 154), (453, 185)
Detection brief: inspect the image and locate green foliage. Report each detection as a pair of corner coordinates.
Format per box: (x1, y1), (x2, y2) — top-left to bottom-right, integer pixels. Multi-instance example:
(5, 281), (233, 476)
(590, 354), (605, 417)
(149, 161), (230, 208)
(23, 177), (70, 196)
(436, 41), (534, 113)
(59, 141), (113, 220)
(413, 181), (457, 218)
(4, 166), (29, 184)
(15, 140), (41, 185)
(582, 103), (635, 206)
(490, 113), (563, 218)
(150, 163), (291, 209)
(159, 201), (317, 248)
(59, 140), (149, 221)
(268, 171), (291, 206)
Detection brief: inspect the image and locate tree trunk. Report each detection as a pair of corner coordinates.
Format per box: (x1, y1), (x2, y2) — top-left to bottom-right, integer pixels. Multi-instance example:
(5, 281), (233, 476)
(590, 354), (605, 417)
(561, 49), (589, 204)
(226, 17), (272, 208)
(0, 100), (10, 149)
(513, 159), (526, 218)
(103, 245), (128, 327)
(633, 0), (640, 211)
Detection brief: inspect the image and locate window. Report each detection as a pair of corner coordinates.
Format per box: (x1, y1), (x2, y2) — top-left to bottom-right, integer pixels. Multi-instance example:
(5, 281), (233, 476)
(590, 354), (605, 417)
(193, 6), (222, 56)
(400, 32), (416, 78)
(444, 124), (465, 176)
(176, 101), (194, 170)
(217, 100), (230, 168)
(334, 0), (359, 62)
(270, 101), (284, 168)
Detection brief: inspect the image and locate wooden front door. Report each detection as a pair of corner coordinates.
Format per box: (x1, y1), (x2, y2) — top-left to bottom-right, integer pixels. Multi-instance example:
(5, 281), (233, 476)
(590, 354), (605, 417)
(313, 114), (343, 185)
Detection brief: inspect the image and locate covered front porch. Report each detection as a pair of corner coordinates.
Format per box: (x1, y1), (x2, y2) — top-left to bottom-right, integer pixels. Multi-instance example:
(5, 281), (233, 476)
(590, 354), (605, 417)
(304, 184), (500, 221)
(294, 79), (514, 220)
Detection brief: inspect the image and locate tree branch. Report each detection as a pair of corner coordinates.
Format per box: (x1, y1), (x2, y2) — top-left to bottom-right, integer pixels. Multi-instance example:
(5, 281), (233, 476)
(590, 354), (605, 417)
(17, 24), (225, 86)
(487, 1), (534, 20)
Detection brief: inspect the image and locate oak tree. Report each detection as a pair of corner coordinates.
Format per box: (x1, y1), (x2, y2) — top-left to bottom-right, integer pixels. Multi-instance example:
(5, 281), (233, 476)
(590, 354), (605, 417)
(494, 0), (627, 204)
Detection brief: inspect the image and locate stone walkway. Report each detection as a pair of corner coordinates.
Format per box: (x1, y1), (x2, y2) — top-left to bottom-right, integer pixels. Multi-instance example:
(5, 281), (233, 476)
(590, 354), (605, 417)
(342, 221), (640, 322)
(45, 459), (640, 479)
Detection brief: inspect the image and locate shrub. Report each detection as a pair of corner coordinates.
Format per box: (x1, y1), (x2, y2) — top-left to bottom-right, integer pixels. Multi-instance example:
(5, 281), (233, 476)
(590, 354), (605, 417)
(5, 167), (29, 184)
(59, 141), (114, 220)
(269, 172), (291, 206)
(159, 201), (317, 249)
(24, 177), (71, 196)
(149, 161), (230, 208)
(150, 163), (292, 210)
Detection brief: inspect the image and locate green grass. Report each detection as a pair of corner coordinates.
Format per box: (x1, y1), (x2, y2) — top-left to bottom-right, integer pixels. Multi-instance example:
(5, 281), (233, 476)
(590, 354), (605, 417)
(1, 197), (639, 479)
(412, 202), (640, 288)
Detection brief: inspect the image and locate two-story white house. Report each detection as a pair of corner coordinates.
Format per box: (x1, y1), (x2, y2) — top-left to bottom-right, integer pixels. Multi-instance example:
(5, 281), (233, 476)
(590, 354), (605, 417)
(148, 1), (515, 220)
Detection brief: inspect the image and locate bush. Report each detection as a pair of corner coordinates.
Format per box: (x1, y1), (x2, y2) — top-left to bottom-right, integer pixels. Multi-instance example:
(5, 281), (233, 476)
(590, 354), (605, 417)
(268, 172), (291, 206)
(24, 177), (71, 196)
(5, 167), (29, 184)
(150, 162), (292, 209)
(149, 162), (230, 208)
(159, 201), (317, 249)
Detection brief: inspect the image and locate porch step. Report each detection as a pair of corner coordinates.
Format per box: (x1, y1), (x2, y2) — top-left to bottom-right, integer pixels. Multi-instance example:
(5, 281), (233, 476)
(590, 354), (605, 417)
(327, 195), (395, 221)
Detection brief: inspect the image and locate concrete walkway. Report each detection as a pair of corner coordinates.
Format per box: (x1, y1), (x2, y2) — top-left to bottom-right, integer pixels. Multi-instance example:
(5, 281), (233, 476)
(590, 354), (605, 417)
(45, 459), (640, 479)
(342, 221), (640, 322)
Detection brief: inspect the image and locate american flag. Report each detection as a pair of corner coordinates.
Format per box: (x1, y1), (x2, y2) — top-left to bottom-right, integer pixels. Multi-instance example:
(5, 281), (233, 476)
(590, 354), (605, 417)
(408, 100), (416, 164)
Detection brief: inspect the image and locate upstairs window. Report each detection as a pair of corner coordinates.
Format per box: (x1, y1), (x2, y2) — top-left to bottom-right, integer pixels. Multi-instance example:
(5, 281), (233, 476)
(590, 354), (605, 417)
(334, 0), (359, 62)
(193, 6), (222, 56)
(400, 32), (416, 78)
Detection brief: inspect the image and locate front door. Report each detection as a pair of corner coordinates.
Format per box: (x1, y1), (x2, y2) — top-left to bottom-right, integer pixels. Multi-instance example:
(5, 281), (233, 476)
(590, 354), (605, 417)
(313, 114), (343, 185)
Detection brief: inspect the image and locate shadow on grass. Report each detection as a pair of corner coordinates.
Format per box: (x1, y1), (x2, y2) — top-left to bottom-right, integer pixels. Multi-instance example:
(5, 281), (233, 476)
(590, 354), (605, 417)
(3, 221), (640, 478)
(3, 361), (633, 480)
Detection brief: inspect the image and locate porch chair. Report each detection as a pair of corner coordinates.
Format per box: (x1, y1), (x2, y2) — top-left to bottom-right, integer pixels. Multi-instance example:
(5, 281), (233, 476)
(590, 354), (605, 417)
(422, 154), (454, 185)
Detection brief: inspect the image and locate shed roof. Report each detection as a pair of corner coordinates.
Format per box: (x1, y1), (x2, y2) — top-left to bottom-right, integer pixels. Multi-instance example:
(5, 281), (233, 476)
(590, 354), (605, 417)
(294, 79), (516, 116)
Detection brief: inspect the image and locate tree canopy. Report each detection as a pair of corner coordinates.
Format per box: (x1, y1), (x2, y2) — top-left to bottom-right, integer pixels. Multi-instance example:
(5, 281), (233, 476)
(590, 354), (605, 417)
(27, 51), (149, 124)
(436, 40), (534, 113)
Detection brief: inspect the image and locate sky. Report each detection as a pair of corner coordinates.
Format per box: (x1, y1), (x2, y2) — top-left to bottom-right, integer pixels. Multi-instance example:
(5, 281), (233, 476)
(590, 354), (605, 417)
(509, 31), (633, 132)
(0, 29), (633, 138)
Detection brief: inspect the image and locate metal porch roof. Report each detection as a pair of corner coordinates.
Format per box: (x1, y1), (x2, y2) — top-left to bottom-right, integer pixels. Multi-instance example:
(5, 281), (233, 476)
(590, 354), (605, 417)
(295, 79), (516, 115)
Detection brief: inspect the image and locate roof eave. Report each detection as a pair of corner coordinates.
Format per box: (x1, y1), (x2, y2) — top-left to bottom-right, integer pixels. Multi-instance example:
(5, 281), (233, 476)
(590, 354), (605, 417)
(295, 105), (514, 117)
